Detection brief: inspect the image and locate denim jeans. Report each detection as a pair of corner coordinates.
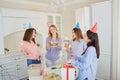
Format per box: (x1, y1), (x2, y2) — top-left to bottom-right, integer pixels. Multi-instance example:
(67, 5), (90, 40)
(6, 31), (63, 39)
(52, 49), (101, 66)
(27, 59), (41, 66)
(84, 78), (88, 80)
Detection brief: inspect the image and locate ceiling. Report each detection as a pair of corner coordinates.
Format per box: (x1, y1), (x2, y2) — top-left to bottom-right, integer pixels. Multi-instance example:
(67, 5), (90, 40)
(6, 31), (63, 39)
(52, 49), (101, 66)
(0, 0), (108, 11)
(1, 0), (88, 5)
(26, 0), (88, 5)
(0, 0), (95, 7)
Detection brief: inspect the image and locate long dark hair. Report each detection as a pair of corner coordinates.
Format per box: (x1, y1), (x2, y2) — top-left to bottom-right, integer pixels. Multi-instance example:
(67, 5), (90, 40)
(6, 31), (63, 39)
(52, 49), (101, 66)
(72, 28), (83, 41)
(82, 30), (100, 59)
(23, 28), (36, 44)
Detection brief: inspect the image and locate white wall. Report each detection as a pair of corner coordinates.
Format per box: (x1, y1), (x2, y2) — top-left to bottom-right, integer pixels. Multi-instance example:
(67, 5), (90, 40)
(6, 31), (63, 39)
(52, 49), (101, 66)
(0, 11), (4, 54)
(118, 14), (120, 80)
(0, 8), (46, 37)
(0, 8), (54, 54)
(59, 0), (105, 40)
(0, 8), (63, 54)
(60, 8), (75, 40)
(75, 7), (91, 34)
(75, 8), (85, 34)
(117, 1), (120, 78)
(92, 1), (112, 80)
(112, 0), (120, 80)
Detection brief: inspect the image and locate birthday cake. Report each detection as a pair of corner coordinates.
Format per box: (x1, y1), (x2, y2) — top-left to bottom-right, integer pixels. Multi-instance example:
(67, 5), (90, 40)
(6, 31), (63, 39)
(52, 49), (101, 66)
(43, 73), (61, 80)
(50, 42), (58, 47)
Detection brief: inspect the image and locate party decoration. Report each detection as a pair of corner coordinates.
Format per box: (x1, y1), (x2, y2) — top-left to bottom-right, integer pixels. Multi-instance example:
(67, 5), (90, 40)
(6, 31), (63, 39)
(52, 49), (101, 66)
(90, 22), (97, 33)
(47, 23), (51, 28)
(75, 22), (80, 29)
(61, 64), (75, 80)
(28, 22), (32, 29)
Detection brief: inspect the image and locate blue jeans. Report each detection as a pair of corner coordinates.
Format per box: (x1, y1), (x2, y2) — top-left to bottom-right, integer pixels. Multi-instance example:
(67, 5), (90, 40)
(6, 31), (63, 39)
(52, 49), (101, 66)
(27, 59), (41, 66)
(84, 78), (88, 80)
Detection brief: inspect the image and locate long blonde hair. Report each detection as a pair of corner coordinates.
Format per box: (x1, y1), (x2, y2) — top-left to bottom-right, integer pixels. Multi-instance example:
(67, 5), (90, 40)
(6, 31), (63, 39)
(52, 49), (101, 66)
(48, 24), (60, 40)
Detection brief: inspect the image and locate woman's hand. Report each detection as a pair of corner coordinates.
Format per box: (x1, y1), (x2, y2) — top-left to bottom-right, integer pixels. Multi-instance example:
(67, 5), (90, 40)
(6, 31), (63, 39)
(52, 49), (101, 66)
(46, 44), (51, 50)
(70, 53), (75, 58)
(64, 43), (69, 49)
(37, 56), (41, 61)
(56, 45), (61, 49)
(66, 59), (71, 64)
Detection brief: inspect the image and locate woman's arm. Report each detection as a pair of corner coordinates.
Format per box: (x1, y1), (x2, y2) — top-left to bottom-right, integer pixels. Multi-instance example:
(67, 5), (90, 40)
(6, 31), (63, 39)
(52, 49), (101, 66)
(56, 39), (62, 50)
(71, 47), (96, 70)
(46, 38), (51, 50)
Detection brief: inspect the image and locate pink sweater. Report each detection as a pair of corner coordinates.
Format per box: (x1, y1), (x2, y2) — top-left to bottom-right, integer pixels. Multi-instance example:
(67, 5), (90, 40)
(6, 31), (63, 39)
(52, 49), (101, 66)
(21, 41), (40, 60)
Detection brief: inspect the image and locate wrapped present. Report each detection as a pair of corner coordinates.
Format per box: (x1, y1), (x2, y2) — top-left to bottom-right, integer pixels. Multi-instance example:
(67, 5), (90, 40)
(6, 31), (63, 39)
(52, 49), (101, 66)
(44, 73), (61, 80)
(61, 64), (75, 80)
(28, 64), (42, 76)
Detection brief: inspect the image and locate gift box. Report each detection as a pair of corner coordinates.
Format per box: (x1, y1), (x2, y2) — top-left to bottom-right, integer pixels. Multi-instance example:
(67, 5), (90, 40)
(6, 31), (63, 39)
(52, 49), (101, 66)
(61, 64), (75, 80)
(44, 73), (61, 80)
(28, 64), (42, 76)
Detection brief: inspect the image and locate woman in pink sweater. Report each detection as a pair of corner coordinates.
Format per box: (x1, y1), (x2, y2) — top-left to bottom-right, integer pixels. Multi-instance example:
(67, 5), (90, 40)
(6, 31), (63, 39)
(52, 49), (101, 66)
(21, 28), (41, 66)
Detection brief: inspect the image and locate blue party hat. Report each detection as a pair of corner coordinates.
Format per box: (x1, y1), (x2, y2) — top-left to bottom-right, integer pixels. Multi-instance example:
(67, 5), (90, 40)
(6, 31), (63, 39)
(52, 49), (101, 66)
(28, 22), (32, 29)
(75, 22), (80, 29)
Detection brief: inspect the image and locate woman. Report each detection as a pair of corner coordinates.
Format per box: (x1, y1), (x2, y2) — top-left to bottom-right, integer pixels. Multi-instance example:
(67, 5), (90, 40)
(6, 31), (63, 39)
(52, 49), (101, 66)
(45, 24), (62, 67)
(65, 27), (86, 62)
(21, 28), (41, 66)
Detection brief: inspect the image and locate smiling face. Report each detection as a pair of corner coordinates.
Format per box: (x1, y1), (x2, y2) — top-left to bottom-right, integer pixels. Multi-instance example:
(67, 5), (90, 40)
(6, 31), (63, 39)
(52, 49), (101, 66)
(31, 29), (36, 39)
(72, 30), (76, 39)
(72, 28), (83, 41)
(48, 24), (59, 39)
(50, 27), (57, 35)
